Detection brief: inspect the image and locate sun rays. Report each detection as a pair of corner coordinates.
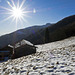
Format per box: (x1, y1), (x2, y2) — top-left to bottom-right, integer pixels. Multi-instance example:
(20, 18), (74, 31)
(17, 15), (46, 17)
(0, 0), (36, 26)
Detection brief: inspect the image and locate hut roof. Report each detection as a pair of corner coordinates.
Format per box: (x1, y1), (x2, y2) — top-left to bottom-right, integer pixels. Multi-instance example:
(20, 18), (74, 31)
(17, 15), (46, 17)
(13, 39), (34, 48)
(21, 40), (33, 46)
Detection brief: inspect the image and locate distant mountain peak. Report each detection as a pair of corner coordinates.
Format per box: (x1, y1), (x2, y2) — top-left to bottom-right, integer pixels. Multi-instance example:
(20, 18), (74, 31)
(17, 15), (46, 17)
(46, 23), (51, 25)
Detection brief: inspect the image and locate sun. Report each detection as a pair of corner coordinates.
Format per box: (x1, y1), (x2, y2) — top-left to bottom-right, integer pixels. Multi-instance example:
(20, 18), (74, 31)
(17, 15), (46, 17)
(7, 0), (27, 23)
(0, 0), (30, 23)
(0, 0), (36, 25)
(12, 7), (23, 19)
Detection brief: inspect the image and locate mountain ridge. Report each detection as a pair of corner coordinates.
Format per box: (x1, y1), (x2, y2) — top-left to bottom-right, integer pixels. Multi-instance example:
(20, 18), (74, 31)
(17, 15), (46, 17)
(0, 23), (51, 48)
(0, 15), (75, 48)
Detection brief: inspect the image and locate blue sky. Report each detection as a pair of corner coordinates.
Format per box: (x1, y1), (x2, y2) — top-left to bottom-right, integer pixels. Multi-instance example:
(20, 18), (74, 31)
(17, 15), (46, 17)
(0, 0), (75, 36)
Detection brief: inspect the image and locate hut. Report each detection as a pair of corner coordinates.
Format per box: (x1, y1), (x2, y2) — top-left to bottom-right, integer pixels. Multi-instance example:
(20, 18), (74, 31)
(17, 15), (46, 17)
(0, 45), (13, 61)
(12, 39), (37, 59)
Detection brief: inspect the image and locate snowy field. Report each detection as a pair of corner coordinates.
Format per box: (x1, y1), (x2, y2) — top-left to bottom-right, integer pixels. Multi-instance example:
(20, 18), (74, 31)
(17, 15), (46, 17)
(0, 37), (75, 75)
(37, 36), (75, 52)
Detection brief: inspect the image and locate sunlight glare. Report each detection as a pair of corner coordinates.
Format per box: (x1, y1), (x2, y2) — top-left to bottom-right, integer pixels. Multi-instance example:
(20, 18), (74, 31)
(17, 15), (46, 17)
(12, 7), (23, 19)
(0, 0), (36, 25)
(0, 0), (29, 23)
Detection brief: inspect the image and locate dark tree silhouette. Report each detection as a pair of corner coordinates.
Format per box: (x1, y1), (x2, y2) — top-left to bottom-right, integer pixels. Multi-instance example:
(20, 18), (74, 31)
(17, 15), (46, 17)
(45, 28), (50, 43)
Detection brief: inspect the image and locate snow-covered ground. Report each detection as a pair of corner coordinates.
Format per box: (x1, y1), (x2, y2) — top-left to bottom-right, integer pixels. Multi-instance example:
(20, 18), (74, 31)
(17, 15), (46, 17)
(0, 37), (75, 75)
(36, 36), (75, 52)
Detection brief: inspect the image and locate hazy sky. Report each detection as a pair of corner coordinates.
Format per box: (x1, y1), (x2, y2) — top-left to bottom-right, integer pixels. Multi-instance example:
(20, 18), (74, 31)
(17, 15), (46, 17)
(0, 0), (75, 36)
